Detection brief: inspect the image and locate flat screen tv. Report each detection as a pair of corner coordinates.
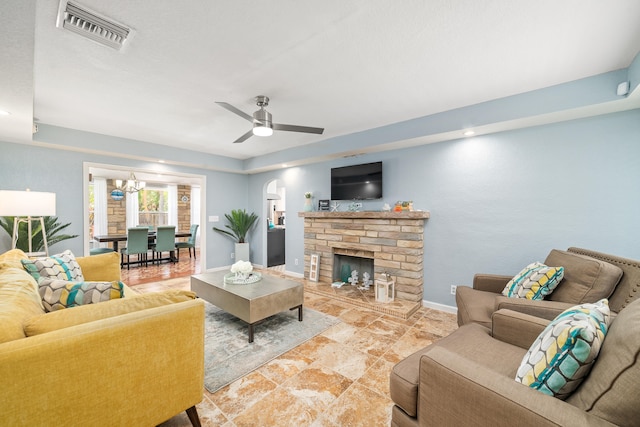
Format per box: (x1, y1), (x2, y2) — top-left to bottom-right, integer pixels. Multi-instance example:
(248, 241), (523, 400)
(331, 161), (383, 200)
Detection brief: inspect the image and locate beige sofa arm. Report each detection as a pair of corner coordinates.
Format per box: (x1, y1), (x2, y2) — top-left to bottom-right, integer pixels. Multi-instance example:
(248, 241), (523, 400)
(418, 347), (616, 426)
(473, 274), (512, 293)
(495, 296), (573, 321)
(491, 309), (549, 349)
(0, 299), (205, 427)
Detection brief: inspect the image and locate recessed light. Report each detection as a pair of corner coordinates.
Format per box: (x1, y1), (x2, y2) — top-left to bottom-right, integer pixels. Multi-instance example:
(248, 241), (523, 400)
(463, 130), (475, 137)
(158, 160), (165, 163)
(0, 110), (10, 116)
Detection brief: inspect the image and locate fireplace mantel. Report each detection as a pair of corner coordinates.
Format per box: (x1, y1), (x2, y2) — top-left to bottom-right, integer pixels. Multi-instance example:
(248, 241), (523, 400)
(299, 211), (430, 220)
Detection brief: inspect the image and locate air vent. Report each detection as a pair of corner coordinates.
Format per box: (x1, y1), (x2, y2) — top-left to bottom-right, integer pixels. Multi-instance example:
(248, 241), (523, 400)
(56, 1), (134, 50)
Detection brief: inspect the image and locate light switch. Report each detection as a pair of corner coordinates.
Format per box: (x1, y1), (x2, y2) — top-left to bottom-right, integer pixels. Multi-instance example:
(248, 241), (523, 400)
(209, 215), (219, 222)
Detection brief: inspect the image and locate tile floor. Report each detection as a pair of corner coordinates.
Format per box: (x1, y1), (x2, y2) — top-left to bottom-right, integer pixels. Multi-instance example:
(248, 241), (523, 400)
(130, 272), (458, 426)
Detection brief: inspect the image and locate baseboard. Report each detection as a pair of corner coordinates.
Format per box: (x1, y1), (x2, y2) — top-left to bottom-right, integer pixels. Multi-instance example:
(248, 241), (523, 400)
(423, 299), (457, 314)
(285, 271), (303, 278)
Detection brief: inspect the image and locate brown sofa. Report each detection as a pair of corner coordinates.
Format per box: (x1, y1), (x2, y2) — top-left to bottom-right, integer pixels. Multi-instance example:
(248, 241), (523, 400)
(456, 247), (640, 328)
(390, 298), (640, 426)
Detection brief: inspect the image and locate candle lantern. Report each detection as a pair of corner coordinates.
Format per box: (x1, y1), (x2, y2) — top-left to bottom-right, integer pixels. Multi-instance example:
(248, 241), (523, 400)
(375, 273), (395, 303)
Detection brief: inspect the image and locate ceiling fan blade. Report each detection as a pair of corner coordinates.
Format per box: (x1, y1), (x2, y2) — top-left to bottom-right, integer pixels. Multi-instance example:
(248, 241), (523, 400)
(273, 123), (324, 134)
(233, 129), (254, 144)
(215, 102), (253, 122)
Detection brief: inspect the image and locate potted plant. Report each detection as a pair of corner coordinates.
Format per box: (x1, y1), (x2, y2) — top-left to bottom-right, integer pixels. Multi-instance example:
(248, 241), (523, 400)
(213, 209), (259, 262)
(0, 216), (78, 252)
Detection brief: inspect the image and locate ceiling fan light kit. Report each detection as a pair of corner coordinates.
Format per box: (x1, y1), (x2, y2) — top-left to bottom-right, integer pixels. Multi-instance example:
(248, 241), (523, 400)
(216, 96), (324, 144)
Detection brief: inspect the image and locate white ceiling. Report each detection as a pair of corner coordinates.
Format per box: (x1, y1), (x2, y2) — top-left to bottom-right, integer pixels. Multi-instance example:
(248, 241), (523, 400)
(1, 1), (640, 161)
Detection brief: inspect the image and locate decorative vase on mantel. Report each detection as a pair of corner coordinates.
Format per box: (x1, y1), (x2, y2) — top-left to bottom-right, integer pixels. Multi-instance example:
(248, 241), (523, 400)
(303, 198), (313, 212)
(303, 192), (314, 212)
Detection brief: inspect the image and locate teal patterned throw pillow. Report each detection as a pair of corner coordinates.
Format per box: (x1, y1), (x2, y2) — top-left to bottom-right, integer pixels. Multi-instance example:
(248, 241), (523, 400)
(21, 250), (84, 282)
(502, 262), (564, 300)
(37, 278), (124, 312)
(515, 299), (610, 399)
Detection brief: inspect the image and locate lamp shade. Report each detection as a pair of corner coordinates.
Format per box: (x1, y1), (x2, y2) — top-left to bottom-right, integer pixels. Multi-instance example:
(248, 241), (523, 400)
(0, 190), (56, 216)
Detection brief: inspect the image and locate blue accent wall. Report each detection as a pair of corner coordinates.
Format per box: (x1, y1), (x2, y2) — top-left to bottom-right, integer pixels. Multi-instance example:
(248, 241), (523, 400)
(249, 109), (640, 306)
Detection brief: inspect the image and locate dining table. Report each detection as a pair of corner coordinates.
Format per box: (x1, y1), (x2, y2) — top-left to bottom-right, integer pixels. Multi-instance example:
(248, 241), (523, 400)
(93, 231), (192, 253)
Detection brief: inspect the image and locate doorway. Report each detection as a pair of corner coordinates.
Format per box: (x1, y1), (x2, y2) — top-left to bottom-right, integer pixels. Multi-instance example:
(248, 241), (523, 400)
(83, 162), (206, 274)
(265, 179), (286, 269)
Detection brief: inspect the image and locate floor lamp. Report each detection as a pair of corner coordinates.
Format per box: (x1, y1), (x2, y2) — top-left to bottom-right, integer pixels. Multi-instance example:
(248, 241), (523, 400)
(0, 190), (56, 256)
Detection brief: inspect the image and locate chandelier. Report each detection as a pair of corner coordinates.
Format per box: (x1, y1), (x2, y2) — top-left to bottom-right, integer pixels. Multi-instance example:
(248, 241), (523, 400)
(115, 172), (146, 193)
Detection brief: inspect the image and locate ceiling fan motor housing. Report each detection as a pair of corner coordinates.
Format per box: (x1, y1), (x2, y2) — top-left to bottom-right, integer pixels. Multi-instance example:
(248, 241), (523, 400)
(253, 107), (272, 127)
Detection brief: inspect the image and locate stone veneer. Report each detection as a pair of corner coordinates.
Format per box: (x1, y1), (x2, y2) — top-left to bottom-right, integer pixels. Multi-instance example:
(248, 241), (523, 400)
(300, 211), (430, 303)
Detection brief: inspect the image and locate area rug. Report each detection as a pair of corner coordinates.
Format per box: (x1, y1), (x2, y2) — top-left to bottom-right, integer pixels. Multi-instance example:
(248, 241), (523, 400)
(203, 301), (341, 393)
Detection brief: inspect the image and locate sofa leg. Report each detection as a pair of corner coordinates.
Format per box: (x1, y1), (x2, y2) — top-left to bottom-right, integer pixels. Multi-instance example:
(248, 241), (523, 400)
(186, 405), (201, 427)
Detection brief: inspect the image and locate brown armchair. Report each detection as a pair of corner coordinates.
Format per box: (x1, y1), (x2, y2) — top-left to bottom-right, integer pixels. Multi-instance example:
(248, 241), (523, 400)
(390, 298), (640, 426)
(455, 247), (640, 328)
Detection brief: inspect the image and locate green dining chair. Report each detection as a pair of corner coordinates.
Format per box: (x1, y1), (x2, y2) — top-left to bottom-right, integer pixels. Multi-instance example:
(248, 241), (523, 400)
(121, 227), (150, 269)
(153, 225), (177, 264)
(176, 224), (199, 261)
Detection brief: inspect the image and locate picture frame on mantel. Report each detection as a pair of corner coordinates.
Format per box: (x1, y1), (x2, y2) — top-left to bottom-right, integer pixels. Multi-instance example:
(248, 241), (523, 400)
(318, 199), (330, 211)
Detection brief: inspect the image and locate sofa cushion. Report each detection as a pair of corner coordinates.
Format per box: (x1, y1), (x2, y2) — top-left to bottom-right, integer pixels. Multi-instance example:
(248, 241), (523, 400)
(566, 298), (640, 425)
(0, 265), (45, 343)
(390, 323), (525, 418)
(76, 251), (121, 282)
(21, 250), (84, 282)
(502, 262), (564, 300)
(38, 278), (124, 312)
(515, 299), (610, 399)
(24, 289), (196, 335)
(544, 250), (622, 305)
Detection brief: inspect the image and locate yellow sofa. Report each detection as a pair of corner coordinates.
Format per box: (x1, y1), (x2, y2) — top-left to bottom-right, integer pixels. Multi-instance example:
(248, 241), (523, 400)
(0, 249), (205, 427)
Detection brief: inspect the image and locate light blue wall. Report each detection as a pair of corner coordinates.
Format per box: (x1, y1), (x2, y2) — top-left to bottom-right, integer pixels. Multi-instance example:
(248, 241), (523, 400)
(250, 109), (640, 306)
(2, 109), (639, 307)
(0, 140), (249, 269)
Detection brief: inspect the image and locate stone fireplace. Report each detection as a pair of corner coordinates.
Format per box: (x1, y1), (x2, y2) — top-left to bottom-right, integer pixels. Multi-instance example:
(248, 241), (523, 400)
(299, 211), (430, 316)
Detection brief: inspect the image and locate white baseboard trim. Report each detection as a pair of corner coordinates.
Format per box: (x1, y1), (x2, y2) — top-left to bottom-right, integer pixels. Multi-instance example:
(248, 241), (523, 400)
(285, 271), (304, 278)
(423, 299), (457, 314)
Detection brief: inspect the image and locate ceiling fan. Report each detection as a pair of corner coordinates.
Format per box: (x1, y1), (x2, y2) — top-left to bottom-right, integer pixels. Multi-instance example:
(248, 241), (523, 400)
(216, 96), (325, 144)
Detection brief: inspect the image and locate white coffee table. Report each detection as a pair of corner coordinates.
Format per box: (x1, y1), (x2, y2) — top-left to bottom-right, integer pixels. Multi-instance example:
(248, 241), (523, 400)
(191, 271), (304, 343)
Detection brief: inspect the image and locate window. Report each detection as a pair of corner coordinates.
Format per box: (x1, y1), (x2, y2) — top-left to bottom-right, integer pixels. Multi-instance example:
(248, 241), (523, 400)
(138, 187), (169, 227)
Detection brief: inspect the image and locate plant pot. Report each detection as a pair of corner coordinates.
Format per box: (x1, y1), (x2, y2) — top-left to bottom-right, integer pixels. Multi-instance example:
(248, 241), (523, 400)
(235, 242), (250, 262)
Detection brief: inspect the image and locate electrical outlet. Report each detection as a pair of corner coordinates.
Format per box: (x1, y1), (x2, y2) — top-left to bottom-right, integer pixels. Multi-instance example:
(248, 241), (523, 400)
(230, 252), (234, 259)
(295, 258), (299, 266)
(355, 202), (363, 209)
(450, 285), (457, 295)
